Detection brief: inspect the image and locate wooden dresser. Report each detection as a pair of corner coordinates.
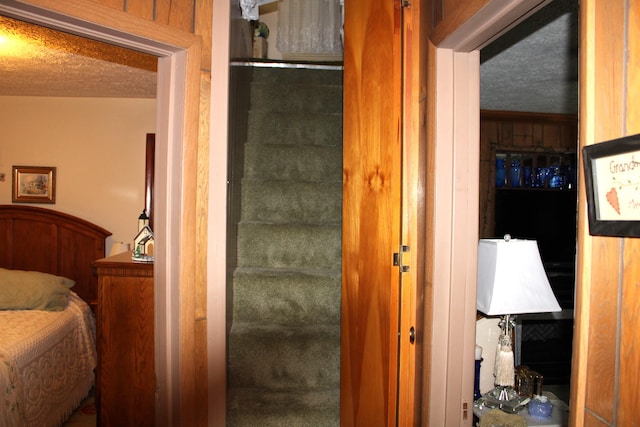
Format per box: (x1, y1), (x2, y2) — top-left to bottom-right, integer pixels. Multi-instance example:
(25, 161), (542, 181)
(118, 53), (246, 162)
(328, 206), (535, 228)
(93, 251), (154, 427)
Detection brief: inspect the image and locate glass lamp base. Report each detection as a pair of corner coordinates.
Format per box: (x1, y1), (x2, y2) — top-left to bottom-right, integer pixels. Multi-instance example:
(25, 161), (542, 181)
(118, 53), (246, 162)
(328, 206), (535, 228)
(474, 386), (530, 413)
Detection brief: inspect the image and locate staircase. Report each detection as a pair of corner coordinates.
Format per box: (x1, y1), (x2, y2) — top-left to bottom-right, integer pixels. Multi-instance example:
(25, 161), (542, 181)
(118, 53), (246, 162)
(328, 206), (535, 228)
(227, 65), (343, 426)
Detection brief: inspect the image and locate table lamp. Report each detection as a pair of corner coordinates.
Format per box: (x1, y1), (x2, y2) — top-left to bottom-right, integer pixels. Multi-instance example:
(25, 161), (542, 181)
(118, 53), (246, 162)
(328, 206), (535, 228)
(475, 235), (561, 413)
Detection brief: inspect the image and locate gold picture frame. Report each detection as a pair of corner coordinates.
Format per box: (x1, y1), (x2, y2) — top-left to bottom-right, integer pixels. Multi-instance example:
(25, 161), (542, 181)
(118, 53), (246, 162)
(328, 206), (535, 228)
(12, 166), (56, 204)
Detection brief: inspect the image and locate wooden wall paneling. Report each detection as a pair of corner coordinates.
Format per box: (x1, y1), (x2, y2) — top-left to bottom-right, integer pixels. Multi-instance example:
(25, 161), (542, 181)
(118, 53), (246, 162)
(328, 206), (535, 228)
(479, 119), (493, 239)
(559, 124), (576, 150)
(155, 0), (172, 26)
(619, 1), (640, 424)
(478, 120), (496, 238)
(512, 122), (532, 146)
(584, 0), (625, 422)
(627, 0), (640, 133)
(501, 121), (513, 147)
(584, 238), (619, 423)
(98, 0), (124, 11)
(176, 34), (203, 427)
(193, 71), (211, 427)
(542, 124), (561, 148)
(195, 1), (213, 69)
(125, 0), (154, 20)
(584, 412), (610, 427)
(481, 120), (499, 151)
(532, 123), (543, 147)
(571, 0), (594, 422)
(619, 240), (640, 426)
(155, 0), (195, 32)
(572, 0), (626, 424)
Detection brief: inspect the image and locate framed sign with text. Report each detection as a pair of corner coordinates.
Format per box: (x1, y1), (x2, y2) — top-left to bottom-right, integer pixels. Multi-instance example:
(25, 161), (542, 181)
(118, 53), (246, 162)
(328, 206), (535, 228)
(583, 134), (640, 237)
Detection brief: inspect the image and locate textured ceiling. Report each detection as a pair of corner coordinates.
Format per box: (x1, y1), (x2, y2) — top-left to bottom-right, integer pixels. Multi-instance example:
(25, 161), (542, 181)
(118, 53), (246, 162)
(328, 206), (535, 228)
(480, 0), (579, 114)
(0, 2), (578, 111)
(0, 15), (157, 98)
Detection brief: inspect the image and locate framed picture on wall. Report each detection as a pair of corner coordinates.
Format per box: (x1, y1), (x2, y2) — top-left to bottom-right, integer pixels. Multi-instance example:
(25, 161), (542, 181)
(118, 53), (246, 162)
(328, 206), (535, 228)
(582, 134), (640, 237)
(12, 166), (56, 204)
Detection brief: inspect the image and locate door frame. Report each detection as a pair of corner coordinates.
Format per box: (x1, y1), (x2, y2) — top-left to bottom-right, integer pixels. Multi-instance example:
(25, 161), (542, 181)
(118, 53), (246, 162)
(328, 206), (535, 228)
(424, 1), (555, 424)
(0, 1), (201, 424)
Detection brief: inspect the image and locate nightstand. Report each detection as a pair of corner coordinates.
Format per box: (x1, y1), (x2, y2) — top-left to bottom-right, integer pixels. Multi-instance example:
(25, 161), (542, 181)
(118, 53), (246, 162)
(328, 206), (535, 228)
(473, 392), (569, 427)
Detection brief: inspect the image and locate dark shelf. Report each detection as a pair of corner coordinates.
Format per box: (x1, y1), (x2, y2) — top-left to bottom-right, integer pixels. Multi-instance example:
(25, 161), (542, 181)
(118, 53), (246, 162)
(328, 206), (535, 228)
(496, 187), (577, 192)
(495, 189), (577, 264)
(495, 187), (577, 386)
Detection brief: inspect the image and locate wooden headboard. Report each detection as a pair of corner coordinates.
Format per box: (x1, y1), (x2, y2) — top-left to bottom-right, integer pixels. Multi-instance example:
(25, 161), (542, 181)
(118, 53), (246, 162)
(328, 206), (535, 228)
(0, 205), (111, 307)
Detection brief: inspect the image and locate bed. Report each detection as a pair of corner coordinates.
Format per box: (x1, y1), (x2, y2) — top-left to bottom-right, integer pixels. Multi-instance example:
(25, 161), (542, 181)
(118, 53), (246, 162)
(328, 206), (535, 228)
(0, 205), (111, 427)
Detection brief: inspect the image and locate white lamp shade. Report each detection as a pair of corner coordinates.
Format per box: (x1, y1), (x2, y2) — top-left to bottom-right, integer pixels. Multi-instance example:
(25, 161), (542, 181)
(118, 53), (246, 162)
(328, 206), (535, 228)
(477, 238), (561, 315)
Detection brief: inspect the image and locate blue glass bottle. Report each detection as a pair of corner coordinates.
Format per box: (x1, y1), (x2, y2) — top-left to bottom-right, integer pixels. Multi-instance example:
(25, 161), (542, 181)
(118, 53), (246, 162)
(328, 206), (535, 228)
(510, 160), (521, 187)
(474, 358), (483, 401)
(523, 166), (532, 187)
(496, 158), (506, 188)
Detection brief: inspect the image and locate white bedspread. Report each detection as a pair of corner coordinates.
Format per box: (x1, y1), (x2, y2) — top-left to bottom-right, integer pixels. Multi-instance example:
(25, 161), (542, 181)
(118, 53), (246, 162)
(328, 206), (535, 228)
(0, 292), (96, 427)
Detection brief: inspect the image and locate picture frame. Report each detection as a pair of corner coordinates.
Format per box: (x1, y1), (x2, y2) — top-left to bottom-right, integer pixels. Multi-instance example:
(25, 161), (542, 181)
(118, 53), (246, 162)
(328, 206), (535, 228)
(12, 166), (56, 204)
(582, 134), (640, 237)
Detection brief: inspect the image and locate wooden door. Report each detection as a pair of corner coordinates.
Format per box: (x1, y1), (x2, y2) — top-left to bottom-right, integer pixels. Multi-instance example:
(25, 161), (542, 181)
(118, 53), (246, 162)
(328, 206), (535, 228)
(341, 0), (426, 424)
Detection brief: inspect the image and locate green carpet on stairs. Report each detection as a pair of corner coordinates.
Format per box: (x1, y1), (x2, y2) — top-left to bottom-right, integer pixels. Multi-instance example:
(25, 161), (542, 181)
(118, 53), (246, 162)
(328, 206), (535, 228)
(227, 64), (343, 426)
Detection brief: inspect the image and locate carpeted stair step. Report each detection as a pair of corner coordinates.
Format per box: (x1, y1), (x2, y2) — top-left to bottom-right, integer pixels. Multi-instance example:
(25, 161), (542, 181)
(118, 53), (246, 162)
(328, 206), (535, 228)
(250, 82), (343, 113)
(232, 268), (340, 325)
(244, 143), (342, 182)
(227, 388), (340, 427)
(251, 67), (343, 86)
(247, 111), (343, 146)
(241, 180), (342, 224)
(237, 223), (341, 270)
(228, 324), (340, 389)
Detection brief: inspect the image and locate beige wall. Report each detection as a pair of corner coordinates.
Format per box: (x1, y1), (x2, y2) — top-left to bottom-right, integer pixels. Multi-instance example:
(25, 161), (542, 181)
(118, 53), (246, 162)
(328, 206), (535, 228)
(0, 96), (156, 254)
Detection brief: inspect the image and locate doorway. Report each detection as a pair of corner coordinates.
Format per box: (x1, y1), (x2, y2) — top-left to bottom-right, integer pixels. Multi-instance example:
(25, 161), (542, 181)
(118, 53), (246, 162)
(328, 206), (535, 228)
(477, 0), (579, 405)
(0, 1), (201, 423)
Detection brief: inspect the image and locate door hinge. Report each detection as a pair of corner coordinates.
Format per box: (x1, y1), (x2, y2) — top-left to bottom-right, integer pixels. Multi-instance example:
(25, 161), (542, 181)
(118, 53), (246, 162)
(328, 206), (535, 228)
(393, 245), (410, 272)
(401, 0), (411, 8)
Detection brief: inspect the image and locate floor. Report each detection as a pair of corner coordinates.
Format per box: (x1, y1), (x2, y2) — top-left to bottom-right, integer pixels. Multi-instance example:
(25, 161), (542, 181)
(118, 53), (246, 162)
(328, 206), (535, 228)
(61, 389), (96, 427)
(59, 384), (569, 427)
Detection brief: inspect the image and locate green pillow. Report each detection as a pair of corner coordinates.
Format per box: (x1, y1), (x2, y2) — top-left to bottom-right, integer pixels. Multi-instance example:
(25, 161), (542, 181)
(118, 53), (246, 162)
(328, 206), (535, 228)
(0, 268), (75, 311)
